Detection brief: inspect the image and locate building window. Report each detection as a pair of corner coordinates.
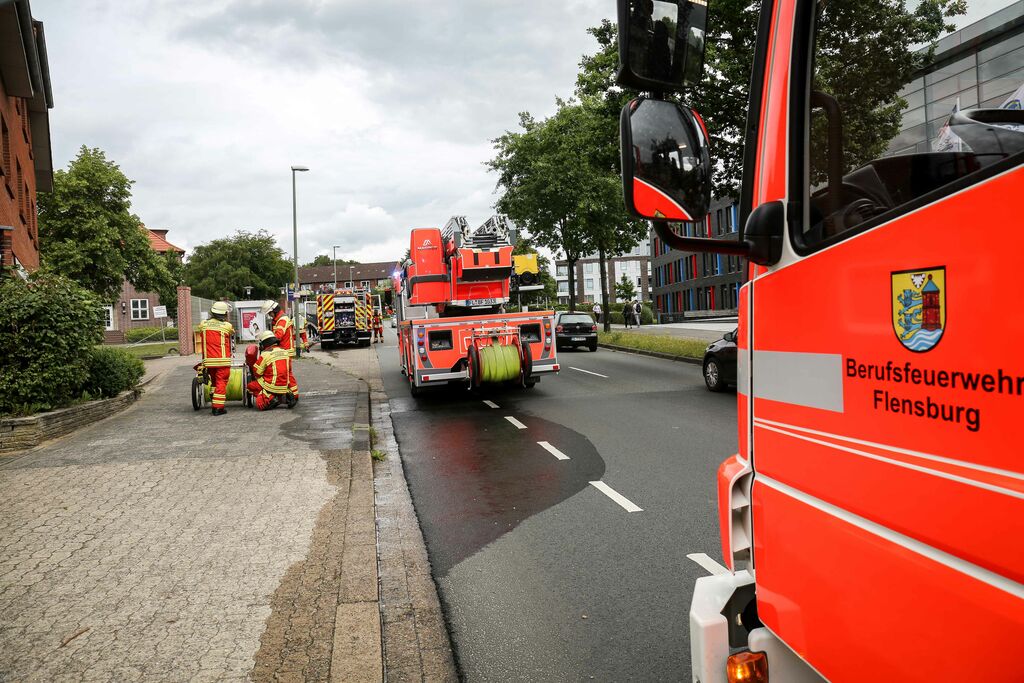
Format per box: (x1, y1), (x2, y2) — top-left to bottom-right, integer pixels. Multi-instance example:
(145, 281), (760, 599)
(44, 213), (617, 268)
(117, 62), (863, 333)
(361, 280), (370, 288)
(131, 299), (150, 320)
(0, 115), (8, 185)
(344, 281), (352, 288)
(102, 306), (115, 331)
(557, 281), (569, 295)
(556, 264), (568, 277)
(584, 278), (594, 293)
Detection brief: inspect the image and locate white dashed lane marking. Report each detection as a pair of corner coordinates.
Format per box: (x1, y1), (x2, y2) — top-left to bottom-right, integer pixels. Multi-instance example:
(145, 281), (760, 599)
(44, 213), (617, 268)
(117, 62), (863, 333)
(589, 481), (643, 512)
(483, 400), (500, 409)
(570, 367), (608, 378)
(505, 416), (528, 430)
(537, 441), (569, 460)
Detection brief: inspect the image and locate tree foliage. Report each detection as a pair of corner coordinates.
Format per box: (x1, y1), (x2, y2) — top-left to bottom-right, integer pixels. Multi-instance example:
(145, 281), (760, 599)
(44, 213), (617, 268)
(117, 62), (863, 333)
(184, 230), (293, 301)
(38, 146), (173, 302)
(615, 273), (638, 302)
(304, 254), (359, 268)
(575, 0), (963, 199)
(489, 99), (645, 311)
(0, 272), (103, 415)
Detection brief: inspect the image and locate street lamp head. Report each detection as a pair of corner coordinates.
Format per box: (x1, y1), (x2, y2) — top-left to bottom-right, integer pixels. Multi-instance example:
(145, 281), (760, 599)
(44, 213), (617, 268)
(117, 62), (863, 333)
(291, 165), (310, 172)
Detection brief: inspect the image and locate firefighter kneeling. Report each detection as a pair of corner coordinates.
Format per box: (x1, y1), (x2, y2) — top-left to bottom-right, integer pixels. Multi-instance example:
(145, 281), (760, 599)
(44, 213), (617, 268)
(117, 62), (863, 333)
(246, 331), (296, 411)
(262, 300), (300, 403)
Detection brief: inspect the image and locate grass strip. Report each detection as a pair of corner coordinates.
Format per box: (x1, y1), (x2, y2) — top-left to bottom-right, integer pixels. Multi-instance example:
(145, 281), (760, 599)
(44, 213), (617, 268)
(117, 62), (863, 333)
(597, 331), (706, 360)
(116, 341), (180, 358)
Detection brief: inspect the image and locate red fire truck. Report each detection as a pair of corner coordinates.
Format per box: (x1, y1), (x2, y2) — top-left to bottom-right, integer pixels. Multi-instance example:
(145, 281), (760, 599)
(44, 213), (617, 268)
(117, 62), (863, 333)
(613, 0), (1024, 681)
(395, 215), (559, 396)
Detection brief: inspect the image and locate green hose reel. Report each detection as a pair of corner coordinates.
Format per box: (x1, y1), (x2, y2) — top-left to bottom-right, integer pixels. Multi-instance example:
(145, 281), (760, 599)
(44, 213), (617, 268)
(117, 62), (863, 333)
(476, 343), (522, 383)
(203, 367), (248, 401)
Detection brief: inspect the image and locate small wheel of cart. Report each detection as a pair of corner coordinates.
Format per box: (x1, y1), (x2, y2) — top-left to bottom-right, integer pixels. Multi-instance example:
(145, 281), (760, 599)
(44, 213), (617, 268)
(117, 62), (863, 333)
(242, 365), (254, 408)
(191, 375), (204, 410)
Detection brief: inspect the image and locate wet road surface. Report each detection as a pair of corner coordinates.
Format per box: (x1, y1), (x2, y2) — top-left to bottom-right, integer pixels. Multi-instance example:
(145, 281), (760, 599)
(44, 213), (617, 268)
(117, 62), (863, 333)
(375, 328), (736, 681)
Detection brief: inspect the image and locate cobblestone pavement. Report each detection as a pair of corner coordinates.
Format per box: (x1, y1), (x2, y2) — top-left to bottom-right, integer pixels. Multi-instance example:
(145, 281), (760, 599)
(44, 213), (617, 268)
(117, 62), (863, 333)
(0, 354), (363, 682)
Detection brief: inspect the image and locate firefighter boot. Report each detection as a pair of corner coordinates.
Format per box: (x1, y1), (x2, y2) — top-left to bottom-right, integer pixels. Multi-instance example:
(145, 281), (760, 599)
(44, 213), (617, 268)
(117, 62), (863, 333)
(285, 393), (297, 409)
(212, 408), (227, 416)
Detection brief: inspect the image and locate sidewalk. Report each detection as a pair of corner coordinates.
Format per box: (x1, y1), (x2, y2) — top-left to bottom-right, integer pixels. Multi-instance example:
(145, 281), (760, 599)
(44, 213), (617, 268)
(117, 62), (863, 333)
(0, 345), (454, 682)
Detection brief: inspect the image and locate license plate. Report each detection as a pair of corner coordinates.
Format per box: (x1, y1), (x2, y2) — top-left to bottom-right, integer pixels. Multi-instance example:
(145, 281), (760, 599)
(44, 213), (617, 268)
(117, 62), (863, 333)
(467, 298), (498, 306)
(571, 336), (585, 341)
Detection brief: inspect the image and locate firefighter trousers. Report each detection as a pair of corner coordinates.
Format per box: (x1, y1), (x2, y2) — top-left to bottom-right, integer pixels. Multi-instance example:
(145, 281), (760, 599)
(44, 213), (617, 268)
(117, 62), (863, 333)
(288, 359), (299, 398)
(246, 381), (285, 411)
(208, 367), (231, 409)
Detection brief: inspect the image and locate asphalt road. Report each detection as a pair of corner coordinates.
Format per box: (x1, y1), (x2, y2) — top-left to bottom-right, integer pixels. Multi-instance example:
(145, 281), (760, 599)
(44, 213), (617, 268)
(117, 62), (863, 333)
(375, 327), (737, 682)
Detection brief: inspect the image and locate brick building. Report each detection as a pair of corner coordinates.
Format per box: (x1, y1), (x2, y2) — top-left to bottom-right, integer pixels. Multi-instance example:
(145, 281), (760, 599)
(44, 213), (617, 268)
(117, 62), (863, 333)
(103, 229), (185, 343)
(297, 261), (399, 293)
(0, 0), (54, 274)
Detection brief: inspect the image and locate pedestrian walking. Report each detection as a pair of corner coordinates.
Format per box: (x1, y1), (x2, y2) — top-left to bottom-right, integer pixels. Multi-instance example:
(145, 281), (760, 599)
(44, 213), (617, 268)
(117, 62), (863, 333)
(633, 300), (643, 327)
(592, 301), (602, 324)
(623, 301), (633, 329)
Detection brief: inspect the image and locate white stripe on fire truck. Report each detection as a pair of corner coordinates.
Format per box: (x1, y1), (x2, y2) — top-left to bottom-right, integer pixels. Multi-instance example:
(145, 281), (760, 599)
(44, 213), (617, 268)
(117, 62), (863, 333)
(754, 417), (1024, 481)
(756, 422), (1024, 500)
(752, 351), (844, 412)
(758, 475), (1024, 600)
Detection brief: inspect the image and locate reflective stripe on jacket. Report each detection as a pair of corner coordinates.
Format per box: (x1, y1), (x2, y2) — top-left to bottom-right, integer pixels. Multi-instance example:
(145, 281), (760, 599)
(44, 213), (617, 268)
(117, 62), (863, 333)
(199, 319), (234, 367)
(254, 348), (291, 394)
(273, 315), (295, 358)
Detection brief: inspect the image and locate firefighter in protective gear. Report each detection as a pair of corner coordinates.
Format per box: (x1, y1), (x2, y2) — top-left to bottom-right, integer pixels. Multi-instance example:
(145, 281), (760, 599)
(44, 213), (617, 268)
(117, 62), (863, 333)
(261, 300), (300, 402)
(372, 310), (384, 343)
(246, 331), (294, 411)
(198, 301), (234, 416)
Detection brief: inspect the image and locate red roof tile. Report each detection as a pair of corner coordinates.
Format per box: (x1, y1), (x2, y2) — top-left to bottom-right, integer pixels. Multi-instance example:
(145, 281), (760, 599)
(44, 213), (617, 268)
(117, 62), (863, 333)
(146, 228), (185, 254)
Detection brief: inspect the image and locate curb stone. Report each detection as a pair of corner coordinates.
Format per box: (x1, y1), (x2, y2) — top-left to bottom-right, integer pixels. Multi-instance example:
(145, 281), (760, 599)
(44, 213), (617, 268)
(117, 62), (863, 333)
(597, 342), (704, 365)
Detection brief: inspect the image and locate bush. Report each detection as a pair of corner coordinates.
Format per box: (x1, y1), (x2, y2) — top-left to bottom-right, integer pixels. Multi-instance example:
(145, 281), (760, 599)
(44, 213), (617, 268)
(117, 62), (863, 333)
(608, 311), (625, 325)
(84, 346), (145, 398)
(0, 272), (104, 415)
(125, 326), (177, 343)
(613, 303), (656, 325)
(598, 331), (707, 359)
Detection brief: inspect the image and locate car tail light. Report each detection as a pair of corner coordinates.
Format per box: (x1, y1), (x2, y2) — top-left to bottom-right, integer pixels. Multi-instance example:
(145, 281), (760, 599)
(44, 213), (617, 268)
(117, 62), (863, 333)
(556, 325), (563, 333)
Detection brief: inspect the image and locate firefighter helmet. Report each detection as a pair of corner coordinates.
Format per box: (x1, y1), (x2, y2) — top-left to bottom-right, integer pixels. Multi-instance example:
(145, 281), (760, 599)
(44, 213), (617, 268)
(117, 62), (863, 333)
(210, 301), (230, 318)
(258, 330), (278, 349)
(260, 300), (281, 316)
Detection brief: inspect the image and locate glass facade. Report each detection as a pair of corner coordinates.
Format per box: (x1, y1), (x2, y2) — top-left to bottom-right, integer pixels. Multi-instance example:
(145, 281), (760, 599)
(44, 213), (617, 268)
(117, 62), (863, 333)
(888, 3), (1024, 155)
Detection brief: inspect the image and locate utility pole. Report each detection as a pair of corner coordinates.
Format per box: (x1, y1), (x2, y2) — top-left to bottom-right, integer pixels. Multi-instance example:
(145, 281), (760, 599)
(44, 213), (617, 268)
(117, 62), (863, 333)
(333, 245), (340, 290)
(290, 165), (309, 357)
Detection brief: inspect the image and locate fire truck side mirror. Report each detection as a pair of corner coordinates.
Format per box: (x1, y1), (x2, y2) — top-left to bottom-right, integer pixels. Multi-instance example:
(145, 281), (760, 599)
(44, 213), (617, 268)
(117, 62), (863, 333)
(620, 97), (711, 222)
(616, 0), (708, 92)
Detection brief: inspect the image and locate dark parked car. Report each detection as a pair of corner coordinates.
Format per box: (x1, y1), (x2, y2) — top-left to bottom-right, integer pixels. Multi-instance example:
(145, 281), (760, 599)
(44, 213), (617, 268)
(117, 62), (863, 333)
(554, 312), (598, 351)
(703, 328), (738, 391)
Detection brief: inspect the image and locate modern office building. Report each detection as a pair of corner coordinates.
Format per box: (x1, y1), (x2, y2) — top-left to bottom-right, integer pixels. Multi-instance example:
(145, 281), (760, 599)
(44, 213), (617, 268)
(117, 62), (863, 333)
(649, 197), (745, 321)
(888, 2), (1024, 154)
(554, 239), (651, 306)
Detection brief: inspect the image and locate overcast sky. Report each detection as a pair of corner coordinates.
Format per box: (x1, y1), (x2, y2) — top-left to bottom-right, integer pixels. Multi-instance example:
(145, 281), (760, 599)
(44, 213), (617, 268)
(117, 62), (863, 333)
(37, 0), (1014, 266)
(39, 0), (611, 265)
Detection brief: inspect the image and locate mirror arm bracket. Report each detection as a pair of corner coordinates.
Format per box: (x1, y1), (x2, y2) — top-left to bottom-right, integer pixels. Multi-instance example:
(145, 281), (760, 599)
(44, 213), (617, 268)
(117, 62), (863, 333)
(652, 221), (753, 257)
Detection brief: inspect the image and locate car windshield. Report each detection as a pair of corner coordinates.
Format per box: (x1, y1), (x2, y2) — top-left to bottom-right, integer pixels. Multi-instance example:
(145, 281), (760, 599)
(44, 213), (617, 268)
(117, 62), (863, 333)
(560, 315), (593, 324)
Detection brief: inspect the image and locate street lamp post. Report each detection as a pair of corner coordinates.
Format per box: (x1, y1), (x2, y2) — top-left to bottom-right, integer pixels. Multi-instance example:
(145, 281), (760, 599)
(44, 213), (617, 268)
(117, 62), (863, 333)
(291, 165), (309, 357)
(349, 265), (355, 289)
(333, 245), (341, 290)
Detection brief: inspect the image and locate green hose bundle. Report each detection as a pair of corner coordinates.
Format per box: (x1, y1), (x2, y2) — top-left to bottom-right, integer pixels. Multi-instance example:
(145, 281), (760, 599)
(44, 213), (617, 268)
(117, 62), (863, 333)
(204, 367), (247, 402)
(477, 343), (522, 383)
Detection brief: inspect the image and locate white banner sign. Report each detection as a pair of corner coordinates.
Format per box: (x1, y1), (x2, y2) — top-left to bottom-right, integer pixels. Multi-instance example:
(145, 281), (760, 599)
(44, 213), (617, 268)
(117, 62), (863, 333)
(153, 305), (168, 318)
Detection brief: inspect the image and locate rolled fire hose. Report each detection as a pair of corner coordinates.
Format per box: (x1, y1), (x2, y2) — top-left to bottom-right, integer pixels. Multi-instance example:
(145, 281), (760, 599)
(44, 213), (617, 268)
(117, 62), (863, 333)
(204, 367), (247, 402)
(476, 343), (522, 383)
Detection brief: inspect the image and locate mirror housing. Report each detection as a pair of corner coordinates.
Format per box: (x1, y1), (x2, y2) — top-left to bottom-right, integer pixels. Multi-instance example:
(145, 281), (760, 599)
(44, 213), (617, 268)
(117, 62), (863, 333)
(620, 97), (712, 222)
(617, 0), (709, 92)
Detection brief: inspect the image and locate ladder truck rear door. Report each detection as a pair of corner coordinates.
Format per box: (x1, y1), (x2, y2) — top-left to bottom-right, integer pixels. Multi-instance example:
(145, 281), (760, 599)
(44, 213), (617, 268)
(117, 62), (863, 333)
(745, 0), (1024, 679)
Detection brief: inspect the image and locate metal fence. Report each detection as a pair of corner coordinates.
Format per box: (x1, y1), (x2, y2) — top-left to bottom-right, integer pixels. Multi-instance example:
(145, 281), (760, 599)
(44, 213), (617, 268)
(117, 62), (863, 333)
(190, 295), (216, 327)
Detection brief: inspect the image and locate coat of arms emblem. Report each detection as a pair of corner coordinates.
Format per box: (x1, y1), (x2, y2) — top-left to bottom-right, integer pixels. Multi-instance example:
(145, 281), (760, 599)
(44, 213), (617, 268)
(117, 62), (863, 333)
(892, 267), (945, 352)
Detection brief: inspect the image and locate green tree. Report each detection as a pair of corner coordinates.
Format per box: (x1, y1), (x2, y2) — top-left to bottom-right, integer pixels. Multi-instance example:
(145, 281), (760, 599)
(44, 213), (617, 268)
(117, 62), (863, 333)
(303, 254), (359, 268)
(575, 0), (963, 199)
(489, 100), (644, 314)
(614, 273), (637, 302)
(37, 146), (173, 302)
(184, 230), (293, 300)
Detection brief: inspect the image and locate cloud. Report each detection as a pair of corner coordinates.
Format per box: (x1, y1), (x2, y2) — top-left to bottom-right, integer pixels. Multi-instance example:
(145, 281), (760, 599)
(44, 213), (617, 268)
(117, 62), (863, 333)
(38, 0), (610, 264)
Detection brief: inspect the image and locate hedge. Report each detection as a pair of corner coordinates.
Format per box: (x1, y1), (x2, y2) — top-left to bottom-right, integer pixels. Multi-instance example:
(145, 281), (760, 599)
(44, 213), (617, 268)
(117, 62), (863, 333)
(0, 273), (104, 415)
(125, 326), (177, 343)
(84, 347), (145, 398)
